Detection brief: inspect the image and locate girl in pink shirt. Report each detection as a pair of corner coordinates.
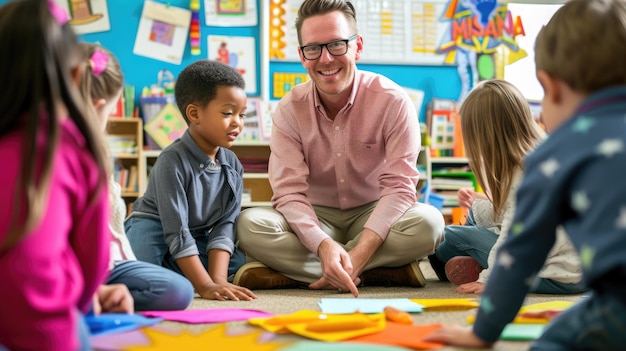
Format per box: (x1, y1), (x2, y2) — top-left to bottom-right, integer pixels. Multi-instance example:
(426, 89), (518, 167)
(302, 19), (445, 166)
(0, 1), (111, 350)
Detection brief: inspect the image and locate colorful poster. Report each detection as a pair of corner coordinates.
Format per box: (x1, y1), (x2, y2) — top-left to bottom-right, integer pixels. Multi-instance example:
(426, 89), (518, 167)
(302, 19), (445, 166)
(133, 1), (191, 65)
(204, 0), (258, 26)
(53, 0), (110, 34)
(208, 35), (257, 95)
(143, 103), (187, 149)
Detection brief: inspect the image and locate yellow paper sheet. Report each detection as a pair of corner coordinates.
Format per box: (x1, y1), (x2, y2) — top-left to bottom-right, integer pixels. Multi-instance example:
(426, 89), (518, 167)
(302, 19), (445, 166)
(410, 298), (479, 311)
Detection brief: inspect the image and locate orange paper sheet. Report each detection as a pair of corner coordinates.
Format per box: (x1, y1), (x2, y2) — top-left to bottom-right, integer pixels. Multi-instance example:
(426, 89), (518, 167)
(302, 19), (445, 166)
(348, 322), (444, 350)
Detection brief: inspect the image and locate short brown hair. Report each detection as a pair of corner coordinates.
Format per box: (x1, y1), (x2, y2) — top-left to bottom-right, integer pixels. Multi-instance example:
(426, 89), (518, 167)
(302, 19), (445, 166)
(295, 0), (357, 45)
(535, 0), (626, 93)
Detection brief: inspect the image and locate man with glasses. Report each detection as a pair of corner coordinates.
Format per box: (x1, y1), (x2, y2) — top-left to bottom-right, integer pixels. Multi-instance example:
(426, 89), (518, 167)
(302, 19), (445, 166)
(234, 0), (445, 296)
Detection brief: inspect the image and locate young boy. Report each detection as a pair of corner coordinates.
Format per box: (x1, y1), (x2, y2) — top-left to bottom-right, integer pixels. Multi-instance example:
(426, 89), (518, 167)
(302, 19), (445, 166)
(125, 60), (257, 301)
(425, 0), (626, 348)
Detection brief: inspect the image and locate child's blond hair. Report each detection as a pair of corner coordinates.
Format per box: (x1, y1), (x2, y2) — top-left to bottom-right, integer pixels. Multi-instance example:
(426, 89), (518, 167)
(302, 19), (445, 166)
(460, 79), (545, 220)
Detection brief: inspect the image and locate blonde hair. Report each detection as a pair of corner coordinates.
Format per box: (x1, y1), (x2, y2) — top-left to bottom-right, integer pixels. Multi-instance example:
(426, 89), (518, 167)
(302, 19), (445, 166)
(460, 79), (545, 220)
(79, 43), (124, 112)
(535, 0), (626, 93)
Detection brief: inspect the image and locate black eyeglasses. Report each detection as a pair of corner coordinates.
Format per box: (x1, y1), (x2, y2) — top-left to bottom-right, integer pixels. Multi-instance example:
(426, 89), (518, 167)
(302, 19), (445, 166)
(300, 34), (358, 60)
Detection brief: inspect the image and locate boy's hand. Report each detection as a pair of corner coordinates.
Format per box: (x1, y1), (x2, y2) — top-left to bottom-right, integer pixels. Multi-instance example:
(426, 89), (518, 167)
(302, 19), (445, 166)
(96, 284), (134, 314)
(424, 325), (492, 348)
(197, 282), (257, 301)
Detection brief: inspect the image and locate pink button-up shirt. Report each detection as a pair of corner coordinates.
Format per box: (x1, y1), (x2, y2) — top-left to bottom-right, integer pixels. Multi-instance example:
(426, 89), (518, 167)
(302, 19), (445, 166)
(269, 70), (420, 253)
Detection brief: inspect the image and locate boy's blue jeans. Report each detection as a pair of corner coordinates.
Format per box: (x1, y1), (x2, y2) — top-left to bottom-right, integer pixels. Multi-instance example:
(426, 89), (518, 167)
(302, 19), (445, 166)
(531, 293), (626, 350)
(107, 260), (194, 311)
(125, 216), (246, 280)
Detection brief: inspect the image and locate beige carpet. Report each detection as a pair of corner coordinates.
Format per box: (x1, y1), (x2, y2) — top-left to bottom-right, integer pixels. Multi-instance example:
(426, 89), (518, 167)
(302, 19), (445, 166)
(141, 260), (584, 351)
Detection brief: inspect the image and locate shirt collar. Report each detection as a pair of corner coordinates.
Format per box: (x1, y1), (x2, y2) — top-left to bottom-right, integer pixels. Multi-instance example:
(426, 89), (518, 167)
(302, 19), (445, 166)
(180, 130), (231, 170)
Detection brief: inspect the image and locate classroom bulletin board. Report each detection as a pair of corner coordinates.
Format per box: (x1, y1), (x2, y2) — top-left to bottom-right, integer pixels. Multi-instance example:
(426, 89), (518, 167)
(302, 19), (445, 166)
(0, 0), (462, 122)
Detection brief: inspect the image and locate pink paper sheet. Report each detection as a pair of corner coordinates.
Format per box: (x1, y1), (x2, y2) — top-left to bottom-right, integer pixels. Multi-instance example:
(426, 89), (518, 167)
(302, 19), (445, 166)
(140, 308), (273, 324)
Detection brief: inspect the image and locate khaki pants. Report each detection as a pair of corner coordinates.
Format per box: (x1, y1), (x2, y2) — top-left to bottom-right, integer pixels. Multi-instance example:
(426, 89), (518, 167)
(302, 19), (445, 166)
(237, 202), (445, 283)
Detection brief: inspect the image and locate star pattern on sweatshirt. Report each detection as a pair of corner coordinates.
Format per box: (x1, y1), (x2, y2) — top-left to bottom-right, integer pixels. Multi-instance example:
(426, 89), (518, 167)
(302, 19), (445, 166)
(616, 207), (626, 229)
(580, 244), (595, 270)
(596, 139), (624, 158)
(497, 250), (514, 270)
(571, 191), (591, 213)
(525, 273), (538, 288)
(572, 116), (595, 133)
(510, 222), (524, 236)
(479, 296), (495, 315)
(540, 158), (560, 178)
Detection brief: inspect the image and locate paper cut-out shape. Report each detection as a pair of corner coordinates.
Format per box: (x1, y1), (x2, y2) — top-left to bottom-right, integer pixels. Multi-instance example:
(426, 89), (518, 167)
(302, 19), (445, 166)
(285, 313), (386, 342)
(349, 322), (444, 350)
(410, 298), (479, 311)
(249, 310), (324, 334)
(86, 313), (162, 336)
(141, 308), (272, 324)
(124, 324), (289, 351)
(500, 324), (545, 341)
(467, 300), (575, 325)
(318, 298), (422, 314)
(282, 341), (414, 351)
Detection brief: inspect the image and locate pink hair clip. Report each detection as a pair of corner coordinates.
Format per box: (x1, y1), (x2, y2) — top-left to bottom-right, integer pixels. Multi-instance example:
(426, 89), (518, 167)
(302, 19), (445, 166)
(48, 0), (69, 25)
(89, 49), (109, 77)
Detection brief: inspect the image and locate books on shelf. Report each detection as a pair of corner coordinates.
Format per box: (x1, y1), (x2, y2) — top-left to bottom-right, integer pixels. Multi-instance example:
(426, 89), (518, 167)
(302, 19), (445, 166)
(107, 135), (137, 154)
(113, 163), (138, 192)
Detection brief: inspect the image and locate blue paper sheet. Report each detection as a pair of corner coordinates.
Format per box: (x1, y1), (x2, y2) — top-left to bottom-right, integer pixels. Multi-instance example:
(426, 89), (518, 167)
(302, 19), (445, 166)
(86, 313), (163, 336)
(318, 298), (423, 314)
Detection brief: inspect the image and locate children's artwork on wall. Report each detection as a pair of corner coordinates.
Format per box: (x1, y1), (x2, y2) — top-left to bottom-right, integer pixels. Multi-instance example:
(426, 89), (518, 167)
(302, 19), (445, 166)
(144, 103), (188, 149)
(204, 0), (258, 26)
(438, 0), (528, 101)
(208, 35), (257, 95)
(53, 0), (110, 34)
(133, 1), (191, 65)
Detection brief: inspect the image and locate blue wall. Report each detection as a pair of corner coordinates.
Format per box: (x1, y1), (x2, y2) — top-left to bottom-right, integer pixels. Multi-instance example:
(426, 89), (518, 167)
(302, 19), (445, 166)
(1, 0), (462, 121)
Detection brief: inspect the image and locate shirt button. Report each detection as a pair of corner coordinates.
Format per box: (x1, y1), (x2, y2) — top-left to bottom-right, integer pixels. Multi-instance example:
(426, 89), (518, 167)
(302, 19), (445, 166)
(200, 163), (204, 168)
(336, 153), (342, 157)
(340, 179), (345, 183)
(335, 126), (340, 131)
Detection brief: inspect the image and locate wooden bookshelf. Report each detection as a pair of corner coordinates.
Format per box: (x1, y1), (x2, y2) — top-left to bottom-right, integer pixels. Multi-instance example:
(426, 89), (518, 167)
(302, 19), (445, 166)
(106, 117), (144, 209)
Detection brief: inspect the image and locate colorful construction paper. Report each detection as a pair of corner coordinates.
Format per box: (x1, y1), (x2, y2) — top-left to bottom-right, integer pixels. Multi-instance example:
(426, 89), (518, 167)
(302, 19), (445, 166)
(410, 298), (479, 311)
(86, 313), (162, 336)
(348, 322), (444, 350)
(467, 300), (575, 325)
(90, 329), (151, 350)
(285, 313), (386, 342)
(141, 308), (273, 324)
(249, 310), (325, 334)
(283, 341), (416, 351)
(500, 324), (545, 340)
(318, 298), (423, 314)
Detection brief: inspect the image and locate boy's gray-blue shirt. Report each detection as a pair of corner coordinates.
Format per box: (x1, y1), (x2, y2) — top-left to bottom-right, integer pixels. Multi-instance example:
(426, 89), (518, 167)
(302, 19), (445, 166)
(130, 130), (243, 260)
